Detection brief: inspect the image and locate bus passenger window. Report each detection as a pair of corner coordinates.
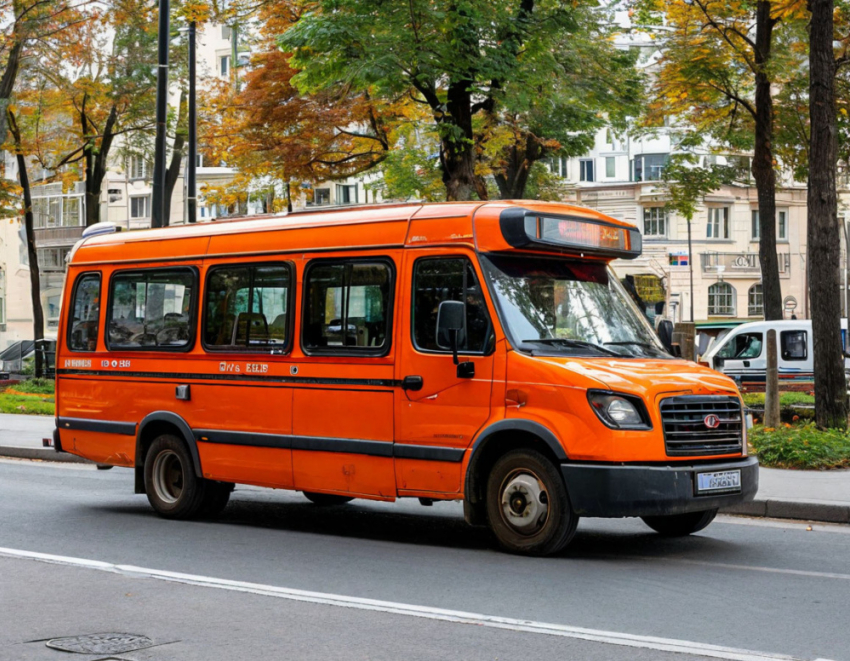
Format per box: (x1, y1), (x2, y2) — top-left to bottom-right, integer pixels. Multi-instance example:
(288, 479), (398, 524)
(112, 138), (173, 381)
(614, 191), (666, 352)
(108, 269), (195, 350)
(68, 273), (101, 352)
(302, 260), (392, 354)
(413, 258), (492, 353)
(204, 264), (292, 351)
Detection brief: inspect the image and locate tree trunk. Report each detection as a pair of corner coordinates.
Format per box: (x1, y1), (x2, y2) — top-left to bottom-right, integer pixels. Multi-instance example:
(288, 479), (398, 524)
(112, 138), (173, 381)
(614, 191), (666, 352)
(9, 113), (45, 349)
(495, 132), (542, 199)
(753, 0), (783, 322)
(0, 39), (23, 147)
(440, 80), (487, 201)
(808, 0), (848, 429)
(164, 90), (187, 222)
(83, 104), (118, 226)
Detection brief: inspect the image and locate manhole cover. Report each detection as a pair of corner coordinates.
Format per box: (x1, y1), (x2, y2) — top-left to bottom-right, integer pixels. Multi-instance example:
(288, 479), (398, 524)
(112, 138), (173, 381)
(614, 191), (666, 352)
(45, 633), (154, 654)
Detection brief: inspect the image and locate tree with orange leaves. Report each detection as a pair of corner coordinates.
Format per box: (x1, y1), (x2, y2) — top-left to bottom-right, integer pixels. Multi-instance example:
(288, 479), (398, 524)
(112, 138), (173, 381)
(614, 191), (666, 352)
(635, 0), (809, 322)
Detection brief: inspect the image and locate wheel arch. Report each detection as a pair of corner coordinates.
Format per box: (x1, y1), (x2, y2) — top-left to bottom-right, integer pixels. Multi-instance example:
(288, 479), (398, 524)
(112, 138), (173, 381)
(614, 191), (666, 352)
(463, 419), (567, 526)
(135, 412), (202, 493)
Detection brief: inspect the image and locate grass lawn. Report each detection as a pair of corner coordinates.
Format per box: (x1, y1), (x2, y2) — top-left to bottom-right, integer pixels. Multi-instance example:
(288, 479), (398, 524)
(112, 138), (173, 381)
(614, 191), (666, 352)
(749, 423), (850, 470)
(0, 379), (55, 415)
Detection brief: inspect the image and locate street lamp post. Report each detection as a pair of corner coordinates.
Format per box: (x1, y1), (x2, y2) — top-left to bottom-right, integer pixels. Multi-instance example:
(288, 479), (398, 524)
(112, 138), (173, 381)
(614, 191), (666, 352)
(187, 21), (197, 224)
(151, 0), (170, 229)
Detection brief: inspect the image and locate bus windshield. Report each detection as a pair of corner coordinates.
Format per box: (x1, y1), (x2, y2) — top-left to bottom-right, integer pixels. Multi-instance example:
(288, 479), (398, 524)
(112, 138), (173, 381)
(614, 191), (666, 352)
(481, 254), (669, 359)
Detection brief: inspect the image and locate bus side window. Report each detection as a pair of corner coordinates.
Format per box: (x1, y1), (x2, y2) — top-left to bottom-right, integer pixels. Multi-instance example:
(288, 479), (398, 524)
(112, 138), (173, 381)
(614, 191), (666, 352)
(204, 263), (292, 351)
(68, 273), (101, 352)
(302, 260), (393, 354)
(108, 268), (196, 350)
(781, 330), (807, 361)
(412, 257), (493, 353)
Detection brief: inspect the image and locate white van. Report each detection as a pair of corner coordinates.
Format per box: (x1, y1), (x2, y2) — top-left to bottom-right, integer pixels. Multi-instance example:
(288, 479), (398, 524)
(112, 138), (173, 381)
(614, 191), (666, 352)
(701, 319), (850, 389)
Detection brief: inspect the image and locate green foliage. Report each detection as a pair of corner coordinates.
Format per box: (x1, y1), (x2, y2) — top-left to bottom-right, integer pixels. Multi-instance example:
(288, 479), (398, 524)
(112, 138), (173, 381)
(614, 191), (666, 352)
(743, 392), (816, 408)
(10, 378), (55, 395)
(661, 154), (737, 221)
(523, 161), (570, 202)
(281, 0), (643, 199)
(0, 390), (55, 415)
(749, 423), (850, 470)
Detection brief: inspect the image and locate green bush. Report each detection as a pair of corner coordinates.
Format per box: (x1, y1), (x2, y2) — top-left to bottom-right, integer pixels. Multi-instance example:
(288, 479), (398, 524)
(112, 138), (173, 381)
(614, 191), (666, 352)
(742, 392), (815, 408)
(10, 378), (55, 394)
(749, 423), (850, 470)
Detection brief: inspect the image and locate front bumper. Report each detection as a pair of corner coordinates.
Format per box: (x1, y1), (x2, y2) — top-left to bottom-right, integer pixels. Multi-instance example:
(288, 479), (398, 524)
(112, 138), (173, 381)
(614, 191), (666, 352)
(561, 456), (758, 518)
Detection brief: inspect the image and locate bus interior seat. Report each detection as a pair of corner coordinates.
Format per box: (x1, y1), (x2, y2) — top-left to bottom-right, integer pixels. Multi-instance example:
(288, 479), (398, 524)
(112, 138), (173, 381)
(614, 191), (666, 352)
(232, 312), (269, 345)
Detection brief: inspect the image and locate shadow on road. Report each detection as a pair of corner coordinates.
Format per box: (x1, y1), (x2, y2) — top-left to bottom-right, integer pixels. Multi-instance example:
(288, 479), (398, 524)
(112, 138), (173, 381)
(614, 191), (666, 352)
(87, 488), (739, 562)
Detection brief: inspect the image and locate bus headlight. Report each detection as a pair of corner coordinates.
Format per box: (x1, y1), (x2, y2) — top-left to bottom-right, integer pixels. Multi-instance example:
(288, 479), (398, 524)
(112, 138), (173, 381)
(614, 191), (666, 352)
(587, 391), (652, 430)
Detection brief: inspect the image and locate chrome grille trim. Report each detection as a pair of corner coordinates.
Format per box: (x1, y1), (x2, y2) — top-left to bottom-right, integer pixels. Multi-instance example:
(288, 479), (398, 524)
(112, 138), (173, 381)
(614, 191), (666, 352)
(660, 395), (743, 457)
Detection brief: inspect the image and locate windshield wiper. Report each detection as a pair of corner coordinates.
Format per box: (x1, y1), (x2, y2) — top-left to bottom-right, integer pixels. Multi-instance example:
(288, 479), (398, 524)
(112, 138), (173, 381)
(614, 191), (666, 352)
(520, 338), (622, 357)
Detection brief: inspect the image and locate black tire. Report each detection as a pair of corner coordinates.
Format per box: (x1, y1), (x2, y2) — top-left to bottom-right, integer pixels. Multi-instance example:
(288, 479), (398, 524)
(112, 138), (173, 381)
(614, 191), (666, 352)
(200, 481), (234, 518)
(144, 434), (206, 519)
(302, 492), (354, 506)
(485, 449), (578, 556)
(641, 509), (718, 536)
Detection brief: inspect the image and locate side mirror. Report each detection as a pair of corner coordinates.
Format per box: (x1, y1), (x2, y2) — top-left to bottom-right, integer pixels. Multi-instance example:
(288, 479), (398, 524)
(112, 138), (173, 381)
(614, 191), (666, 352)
(436, 300), (466, 351)
(656, 319), (675, 354)
(436, 300), (474, 378)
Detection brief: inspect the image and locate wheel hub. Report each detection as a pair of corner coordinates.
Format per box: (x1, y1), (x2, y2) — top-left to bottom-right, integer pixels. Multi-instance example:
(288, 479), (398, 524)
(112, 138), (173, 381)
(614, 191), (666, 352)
(500, 472), (548, 533)
(152, 450), (183, 504)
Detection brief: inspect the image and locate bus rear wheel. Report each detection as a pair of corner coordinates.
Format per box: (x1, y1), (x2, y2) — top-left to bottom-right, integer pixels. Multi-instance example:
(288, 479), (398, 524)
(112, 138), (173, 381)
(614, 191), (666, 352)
(302, 492), (354, 506)
(641, 509), (718, 536)
(145, 434), (226, 520)
(485, 449), (578, 556)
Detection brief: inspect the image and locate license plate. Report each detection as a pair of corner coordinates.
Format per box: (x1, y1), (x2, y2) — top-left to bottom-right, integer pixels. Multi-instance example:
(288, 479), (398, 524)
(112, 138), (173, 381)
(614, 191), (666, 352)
(696, 469), (741, 494)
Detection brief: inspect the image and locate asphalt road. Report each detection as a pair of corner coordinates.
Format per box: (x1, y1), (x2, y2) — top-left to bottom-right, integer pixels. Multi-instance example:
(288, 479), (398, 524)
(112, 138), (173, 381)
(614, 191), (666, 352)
(1, 458), (848, 661)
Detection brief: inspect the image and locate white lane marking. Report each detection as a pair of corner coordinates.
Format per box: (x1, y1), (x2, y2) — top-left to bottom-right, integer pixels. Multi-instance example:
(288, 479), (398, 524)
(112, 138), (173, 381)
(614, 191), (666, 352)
(655, 558), (850, 582)
(0, 546), (817, 661)
(0, 457), (95, 470)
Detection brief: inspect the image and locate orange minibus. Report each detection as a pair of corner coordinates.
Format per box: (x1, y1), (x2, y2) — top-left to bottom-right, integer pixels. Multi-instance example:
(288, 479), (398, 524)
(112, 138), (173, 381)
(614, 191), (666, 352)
(54, 201), (757, 555)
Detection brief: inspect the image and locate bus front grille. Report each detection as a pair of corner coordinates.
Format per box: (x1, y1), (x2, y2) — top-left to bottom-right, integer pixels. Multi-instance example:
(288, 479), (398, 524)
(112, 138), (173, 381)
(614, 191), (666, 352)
(660, 396), (743, 457)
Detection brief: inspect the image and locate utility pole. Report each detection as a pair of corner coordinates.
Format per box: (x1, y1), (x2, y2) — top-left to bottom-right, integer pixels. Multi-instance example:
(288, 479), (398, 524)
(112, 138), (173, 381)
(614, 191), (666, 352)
(151, 0), (170, 228)
(187, 20), (197, 224)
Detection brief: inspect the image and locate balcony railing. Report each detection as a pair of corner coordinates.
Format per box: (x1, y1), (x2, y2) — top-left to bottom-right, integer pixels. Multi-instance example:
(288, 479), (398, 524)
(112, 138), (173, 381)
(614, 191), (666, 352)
(701, 252), (792, 277)
(34, 226), (84, 248)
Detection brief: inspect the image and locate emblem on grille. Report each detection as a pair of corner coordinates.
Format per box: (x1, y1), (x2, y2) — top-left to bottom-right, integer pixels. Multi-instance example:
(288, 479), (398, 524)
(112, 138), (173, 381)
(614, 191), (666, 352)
(704, 414), (721, 429)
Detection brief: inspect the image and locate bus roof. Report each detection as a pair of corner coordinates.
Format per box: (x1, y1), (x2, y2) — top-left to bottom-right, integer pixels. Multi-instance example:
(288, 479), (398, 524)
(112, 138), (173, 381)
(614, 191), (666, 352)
(70, 200), (639, 266)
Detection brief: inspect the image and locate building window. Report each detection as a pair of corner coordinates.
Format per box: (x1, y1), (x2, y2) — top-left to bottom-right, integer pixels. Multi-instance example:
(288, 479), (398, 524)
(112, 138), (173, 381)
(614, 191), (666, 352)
(708, 282), (736, 316)
(550, 156), (568, 178)
(130, 196), (150, 219)
(302, 260), (393, 355)
(579, 159), (595, 182)
(204, 263), (292, 351)
(707, 207), (730, 239)
(632, 153), (668, 182)
(219, 55), (230, 77)
(642, 207), (667, 237)
(605, 157), (616, 178)
(37, 247), (71, 270)
(748, 284), (763, 317)
(752, 209), (788, 241)
(313, 188), (330, 205)
(336, 183), (358, 205)
(46, 293), (61, 328)
(108, 268), (196, 350)
(128, 155), (149, 180)
(221, 25), (232, 40)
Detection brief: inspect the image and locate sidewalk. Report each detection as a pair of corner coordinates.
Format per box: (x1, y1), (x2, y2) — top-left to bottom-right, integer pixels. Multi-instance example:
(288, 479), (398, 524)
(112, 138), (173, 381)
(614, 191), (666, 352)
(0, 413), (848, 523)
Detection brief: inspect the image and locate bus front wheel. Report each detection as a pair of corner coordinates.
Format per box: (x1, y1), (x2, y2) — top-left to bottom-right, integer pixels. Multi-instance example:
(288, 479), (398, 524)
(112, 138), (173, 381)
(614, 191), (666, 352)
(641, 509), (718, 536)
(144, 434), (211, 519)
(485, 449), (578, 556)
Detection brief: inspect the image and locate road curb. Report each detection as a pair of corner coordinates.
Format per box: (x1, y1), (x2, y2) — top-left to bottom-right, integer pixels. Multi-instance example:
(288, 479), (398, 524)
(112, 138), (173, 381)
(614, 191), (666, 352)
(0, 446), (92, 464)
(721, 498), (850, 524)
